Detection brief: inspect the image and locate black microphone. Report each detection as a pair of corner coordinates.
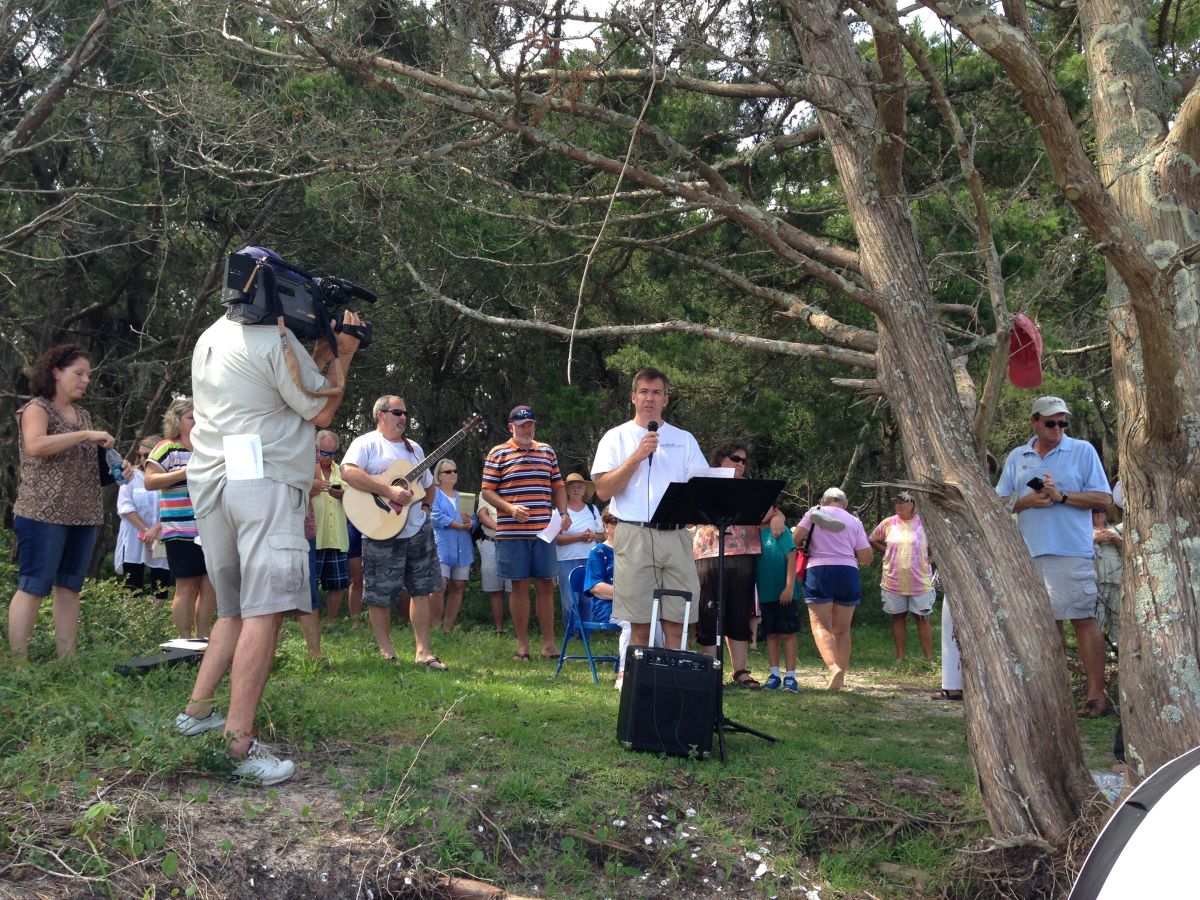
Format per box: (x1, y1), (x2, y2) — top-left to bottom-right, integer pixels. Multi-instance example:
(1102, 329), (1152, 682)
(647, 420), (658, 466)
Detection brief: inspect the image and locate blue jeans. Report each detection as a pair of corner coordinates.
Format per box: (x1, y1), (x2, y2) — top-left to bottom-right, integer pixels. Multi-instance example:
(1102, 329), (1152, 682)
(14, 516), (99, 596)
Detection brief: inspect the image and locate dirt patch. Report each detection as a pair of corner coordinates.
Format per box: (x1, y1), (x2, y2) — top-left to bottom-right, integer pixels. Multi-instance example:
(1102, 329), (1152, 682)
(1, 775), (823, 900)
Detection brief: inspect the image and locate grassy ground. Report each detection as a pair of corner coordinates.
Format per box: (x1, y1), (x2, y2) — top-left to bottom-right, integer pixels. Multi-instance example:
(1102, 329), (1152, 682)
(0, 577), (1122, 899)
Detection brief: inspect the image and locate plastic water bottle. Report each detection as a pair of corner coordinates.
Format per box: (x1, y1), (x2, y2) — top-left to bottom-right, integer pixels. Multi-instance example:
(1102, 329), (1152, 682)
(105, 448), (129, 485)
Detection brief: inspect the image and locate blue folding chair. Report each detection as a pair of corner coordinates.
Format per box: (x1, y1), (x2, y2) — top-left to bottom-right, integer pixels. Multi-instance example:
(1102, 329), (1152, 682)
(555, 565), (620, 684)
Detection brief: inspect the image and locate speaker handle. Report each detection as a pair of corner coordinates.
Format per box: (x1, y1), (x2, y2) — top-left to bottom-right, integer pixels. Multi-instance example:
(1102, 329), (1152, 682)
(652, 588), (694, 650)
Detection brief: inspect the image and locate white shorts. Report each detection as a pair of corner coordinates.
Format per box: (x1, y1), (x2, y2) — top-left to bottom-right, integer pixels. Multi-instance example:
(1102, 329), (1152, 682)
(477, 539), (512, 593)
(441, 563), (471, 581)
(881, 588), (936, 616)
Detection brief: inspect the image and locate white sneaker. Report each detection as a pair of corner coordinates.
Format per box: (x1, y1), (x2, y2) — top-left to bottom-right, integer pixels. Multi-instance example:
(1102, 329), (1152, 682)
(614, 675), (624, 691)
(809, 507), (846, 532)
(232, 740), (295, 786)
(175, 709), (225, 736)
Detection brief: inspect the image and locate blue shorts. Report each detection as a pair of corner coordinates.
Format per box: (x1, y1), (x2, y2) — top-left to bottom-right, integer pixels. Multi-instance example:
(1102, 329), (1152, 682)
(496, 537), (557, 581)
(347, 521), (363, 560)
(14, 516), (99, 596)
(804, 565), (862, 606)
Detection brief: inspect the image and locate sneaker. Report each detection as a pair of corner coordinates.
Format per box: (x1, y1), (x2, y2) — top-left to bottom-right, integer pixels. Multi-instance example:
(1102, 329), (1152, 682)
(175, 709), (225, 736)
(783, 675), (799, 693)
(762, 674), (782, 691)
(614, 675), (624, 691)
(232, 740), (295, 786)
(809, 507), (846, 532)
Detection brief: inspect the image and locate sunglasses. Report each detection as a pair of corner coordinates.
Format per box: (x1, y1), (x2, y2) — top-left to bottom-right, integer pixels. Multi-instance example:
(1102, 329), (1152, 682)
(381, 408), (408, 417)
(1041, 420), (1069, 429)
(441, 469), (458, 475)
(727, 454), (747, 464)
(318, 449), (337, 457)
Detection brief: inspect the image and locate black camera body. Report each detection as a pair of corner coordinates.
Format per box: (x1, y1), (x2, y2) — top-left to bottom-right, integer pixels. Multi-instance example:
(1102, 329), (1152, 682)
(221, 248), (375, 348)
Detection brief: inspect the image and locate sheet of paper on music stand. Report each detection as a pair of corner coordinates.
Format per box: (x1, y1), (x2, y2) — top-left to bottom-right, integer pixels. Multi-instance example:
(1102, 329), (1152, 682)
(457, 492), (476, 516)
(538, 508), (563, 543)
(223, 434), (264, 480)
(687, 465), (735, 479)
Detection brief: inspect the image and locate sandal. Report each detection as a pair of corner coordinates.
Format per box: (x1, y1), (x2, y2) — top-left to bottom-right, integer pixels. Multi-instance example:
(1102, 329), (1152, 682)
(419, 656), (448, 671)
(731, 670), (761, 689)
(930, 689), (963, 701)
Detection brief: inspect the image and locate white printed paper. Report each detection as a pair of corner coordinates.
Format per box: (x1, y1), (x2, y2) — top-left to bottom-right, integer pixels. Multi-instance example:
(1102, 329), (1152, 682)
(687, 466), (735, 479)
(538, 508), (563, 543)
(159, 639), (209, 652)
(223, 434), (264, 480)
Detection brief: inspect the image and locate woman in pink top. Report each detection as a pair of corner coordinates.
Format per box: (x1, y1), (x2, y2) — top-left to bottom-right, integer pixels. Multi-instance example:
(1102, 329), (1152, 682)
(792, 487), (873, 690)
(868, 491), (935, 664)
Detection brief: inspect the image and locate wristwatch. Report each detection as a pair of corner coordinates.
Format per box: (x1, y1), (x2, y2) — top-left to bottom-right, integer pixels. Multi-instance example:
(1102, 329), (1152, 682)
(1058, 493), (1069, 505)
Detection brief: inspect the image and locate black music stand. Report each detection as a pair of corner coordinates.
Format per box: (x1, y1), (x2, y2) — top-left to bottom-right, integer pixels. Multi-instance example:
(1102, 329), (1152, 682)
(652, 476), (785, 763)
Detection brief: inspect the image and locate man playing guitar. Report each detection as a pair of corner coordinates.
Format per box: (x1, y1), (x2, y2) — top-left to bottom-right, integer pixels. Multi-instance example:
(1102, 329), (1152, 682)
(340, 395), (447, 670)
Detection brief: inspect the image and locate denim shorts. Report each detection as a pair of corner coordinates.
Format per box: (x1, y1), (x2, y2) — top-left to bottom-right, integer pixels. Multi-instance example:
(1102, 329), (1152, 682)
(496, 536), (557, 581)
(803, 565), (862, 606)
(14, 516), (99, 596)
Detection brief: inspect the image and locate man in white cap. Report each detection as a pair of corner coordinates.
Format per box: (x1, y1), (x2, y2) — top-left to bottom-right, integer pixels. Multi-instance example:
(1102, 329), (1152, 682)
(995, 396), (1113, 717)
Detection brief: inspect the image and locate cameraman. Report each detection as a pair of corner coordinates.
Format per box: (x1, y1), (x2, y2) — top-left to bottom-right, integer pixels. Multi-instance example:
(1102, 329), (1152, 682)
(173, 300), (362, 786)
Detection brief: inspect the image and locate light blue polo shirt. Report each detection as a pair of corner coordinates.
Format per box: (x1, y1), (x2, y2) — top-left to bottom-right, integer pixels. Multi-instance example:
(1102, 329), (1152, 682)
(996, 434), (1111, 559)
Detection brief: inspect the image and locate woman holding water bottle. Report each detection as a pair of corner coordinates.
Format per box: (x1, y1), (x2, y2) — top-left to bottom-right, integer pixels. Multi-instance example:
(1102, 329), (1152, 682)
(7, 344), (130, 660)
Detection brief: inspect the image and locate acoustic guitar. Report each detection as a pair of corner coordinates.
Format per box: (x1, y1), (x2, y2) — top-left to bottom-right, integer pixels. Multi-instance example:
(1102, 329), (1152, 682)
(343, 414), (486, 540)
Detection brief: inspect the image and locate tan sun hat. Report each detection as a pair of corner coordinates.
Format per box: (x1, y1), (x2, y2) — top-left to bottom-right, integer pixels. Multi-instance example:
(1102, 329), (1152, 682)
(564, 472), (595, 502)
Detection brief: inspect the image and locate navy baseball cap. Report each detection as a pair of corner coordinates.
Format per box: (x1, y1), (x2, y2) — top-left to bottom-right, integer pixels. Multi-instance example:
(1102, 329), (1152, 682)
(508, 405), (537, 423)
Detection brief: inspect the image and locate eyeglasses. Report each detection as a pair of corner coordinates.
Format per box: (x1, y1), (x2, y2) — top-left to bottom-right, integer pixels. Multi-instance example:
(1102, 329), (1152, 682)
(441, 469), (458, 475)
(318, 449), (337, 457)
(1041, 420), (1069, 429)
(727, 455), (747, 464)
(381, 408), (408, 417)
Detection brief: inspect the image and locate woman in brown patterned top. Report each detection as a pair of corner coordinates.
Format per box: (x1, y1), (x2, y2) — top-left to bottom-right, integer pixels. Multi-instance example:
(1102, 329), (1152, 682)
(7, 344), (129, 660)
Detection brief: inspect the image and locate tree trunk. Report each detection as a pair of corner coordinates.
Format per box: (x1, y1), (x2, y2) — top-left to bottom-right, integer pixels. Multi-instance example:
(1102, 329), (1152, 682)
(785, 0), (1096, 837)
(1079, 0), (1200, 778)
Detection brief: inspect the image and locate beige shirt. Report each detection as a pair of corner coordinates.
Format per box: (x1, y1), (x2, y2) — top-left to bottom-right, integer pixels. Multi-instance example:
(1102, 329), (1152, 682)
(188, 317), (328, 516)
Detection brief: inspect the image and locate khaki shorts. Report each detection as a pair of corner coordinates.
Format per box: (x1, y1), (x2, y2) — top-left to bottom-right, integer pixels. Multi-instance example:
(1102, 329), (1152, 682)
(611, 523), (700, 625)
(196, 478), (311, 619)
(1033, 555), (1099, 621)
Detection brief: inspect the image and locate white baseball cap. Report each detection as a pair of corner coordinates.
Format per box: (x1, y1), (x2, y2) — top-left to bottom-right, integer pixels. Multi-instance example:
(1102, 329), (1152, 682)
(1031, 396), (1070, 417)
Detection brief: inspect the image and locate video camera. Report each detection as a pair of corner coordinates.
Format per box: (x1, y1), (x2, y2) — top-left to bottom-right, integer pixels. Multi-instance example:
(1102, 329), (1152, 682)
(221, 246), (376, 349)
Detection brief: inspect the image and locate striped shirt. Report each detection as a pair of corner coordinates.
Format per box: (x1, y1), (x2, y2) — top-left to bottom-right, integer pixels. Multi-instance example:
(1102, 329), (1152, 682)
(149, 439), (199, 541)
(481, 438), (563, 539)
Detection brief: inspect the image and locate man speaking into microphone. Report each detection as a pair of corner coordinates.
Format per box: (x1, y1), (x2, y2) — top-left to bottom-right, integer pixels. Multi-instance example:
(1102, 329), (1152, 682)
(592, 367), (704, 652)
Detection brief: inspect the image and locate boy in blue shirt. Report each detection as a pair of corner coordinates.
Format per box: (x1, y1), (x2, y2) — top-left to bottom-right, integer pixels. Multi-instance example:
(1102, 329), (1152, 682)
(756, 522), (800, 691)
